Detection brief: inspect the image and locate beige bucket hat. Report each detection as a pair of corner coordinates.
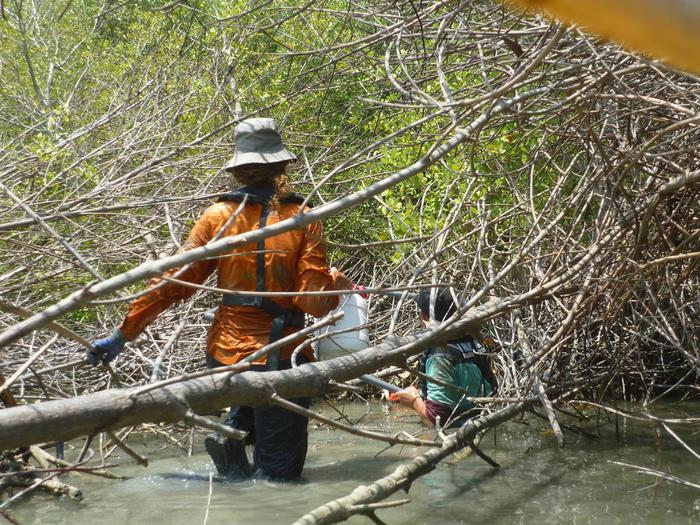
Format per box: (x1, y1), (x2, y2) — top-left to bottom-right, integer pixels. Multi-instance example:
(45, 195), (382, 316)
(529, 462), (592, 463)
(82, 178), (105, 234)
(224, 118), (297, 172)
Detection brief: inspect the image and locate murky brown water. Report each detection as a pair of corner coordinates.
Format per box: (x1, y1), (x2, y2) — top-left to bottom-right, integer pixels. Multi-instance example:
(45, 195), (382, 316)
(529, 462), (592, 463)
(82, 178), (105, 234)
(8, 400), (700, 524)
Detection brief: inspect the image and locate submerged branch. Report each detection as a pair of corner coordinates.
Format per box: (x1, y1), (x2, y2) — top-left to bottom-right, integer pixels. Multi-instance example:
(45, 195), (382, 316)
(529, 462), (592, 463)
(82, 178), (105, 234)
(293, 402), (528, 525)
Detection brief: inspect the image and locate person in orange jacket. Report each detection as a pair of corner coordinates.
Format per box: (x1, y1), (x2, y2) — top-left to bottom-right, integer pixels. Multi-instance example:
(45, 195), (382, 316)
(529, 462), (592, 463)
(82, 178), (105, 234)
(89, 118), (352, 480)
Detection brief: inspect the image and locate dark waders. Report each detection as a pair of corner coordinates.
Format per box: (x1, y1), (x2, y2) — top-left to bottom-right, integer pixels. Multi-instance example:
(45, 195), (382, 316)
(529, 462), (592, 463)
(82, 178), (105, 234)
(204, 355), (311, 480)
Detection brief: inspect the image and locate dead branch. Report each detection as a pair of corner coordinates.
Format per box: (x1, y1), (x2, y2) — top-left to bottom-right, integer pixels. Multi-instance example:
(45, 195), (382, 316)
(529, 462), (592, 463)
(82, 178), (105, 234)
(293, 402), (528, 525)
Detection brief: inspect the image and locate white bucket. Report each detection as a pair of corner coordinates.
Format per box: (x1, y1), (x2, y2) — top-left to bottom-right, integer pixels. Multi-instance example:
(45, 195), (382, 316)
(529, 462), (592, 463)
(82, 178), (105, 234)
(315, 294), (370, 360)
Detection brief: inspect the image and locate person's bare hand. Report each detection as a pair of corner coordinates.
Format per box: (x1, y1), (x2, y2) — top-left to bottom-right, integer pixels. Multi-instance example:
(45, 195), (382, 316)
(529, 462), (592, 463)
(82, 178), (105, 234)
(390, 385), (420, 406)
(330, 267), (354, 290)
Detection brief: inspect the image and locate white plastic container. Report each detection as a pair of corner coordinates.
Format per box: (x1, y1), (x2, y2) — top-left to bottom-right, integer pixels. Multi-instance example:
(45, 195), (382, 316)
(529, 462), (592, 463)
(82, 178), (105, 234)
(315, 294), (370, 360)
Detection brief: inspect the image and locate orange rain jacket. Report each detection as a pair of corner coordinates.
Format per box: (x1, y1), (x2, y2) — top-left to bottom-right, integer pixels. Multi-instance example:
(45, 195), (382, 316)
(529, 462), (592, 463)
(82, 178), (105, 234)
(119, 191), (339, 365)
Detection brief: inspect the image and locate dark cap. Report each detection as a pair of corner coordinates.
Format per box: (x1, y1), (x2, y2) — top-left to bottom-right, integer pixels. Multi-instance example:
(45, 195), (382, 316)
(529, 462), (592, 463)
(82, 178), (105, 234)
(416, 287), (460, 322)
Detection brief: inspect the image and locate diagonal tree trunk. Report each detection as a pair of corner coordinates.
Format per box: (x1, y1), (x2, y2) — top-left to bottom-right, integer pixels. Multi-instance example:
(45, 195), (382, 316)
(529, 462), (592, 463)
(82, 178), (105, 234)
(293, 403), (528, 525)
(0, 311), (500, 450)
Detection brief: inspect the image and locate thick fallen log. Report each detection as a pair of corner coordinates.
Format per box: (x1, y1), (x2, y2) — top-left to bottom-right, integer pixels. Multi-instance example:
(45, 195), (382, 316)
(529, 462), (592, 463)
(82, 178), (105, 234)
(0, 294), (527, 451)
(0, 323), (478, 450)
(0, 278), (611, 451)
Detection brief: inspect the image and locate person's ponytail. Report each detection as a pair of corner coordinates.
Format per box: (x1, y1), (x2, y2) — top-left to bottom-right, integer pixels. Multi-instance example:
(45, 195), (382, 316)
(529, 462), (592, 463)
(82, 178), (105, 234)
(232, 161), (291, 207)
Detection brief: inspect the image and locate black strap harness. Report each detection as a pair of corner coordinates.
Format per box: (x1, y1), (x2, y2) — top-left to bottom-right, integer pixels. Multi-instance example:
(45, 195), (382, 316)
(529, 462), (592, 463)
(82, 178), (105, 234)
(419, 336), (497, 398)
(218, 187), (309, 370)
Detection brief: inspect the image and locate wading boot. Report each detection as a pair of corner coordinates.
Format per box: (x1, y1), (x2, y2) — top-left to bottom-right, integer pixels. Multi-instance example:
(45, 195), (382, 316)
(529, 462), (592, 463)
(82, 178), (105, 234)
(204, 432), (252, 478)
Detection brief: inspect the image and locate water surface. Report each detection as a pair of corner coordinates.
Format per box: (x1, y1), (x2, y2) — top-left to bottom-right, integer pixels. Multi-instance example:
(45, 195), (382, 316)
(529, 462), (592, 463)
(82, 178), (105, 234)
(10, 400), (700, 524)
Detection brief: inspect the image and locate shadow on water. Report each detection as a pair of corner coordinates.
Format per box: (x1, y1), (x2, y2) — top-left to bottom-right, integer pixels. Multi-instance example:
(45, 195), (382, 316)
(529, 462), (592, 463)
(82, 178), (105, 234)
(150, 452), (401, 486)
(462, 458), (570, 523)
(302, 453), (407, 483)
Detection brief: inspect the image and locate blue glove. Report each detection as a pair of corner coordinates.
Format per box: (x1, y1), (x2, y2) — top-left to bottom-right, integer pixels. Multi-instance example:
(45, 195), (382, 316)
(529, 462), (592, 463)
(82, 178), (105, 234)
(87, 329), (126, 366)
